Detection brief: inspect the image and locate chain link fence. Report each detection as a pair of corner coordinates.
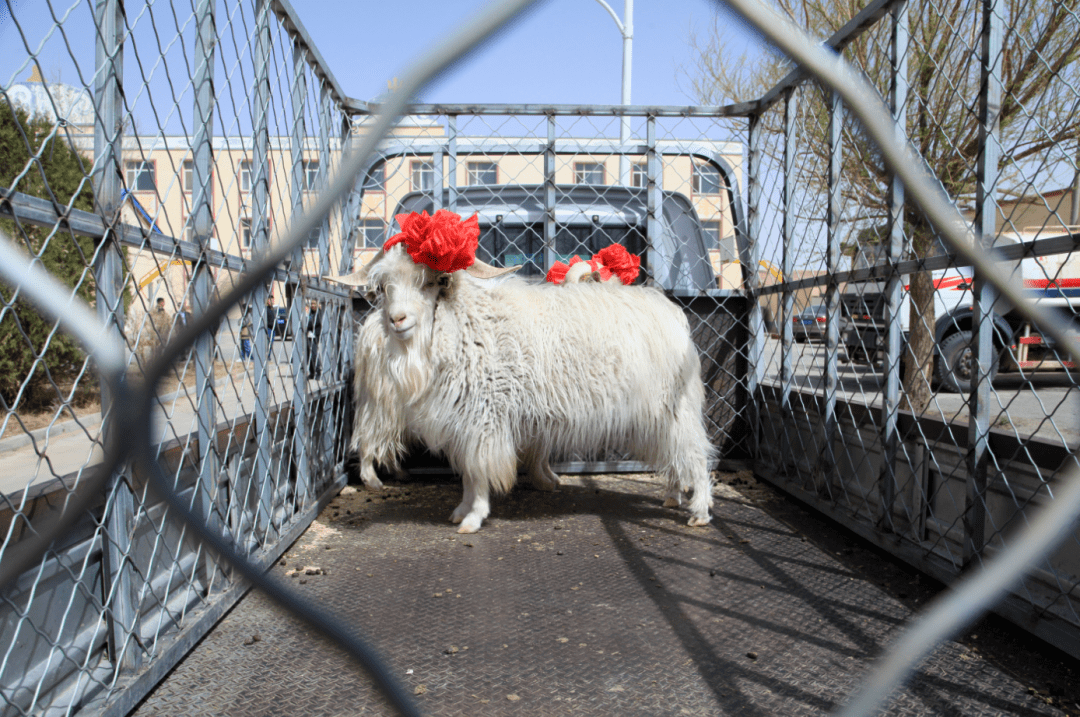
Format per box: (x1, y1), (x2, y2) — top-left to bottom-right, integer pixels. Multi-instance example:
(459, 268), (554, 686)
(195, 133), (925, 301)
(749, 0), (1080, 664)
(1, 0), (1079, 715)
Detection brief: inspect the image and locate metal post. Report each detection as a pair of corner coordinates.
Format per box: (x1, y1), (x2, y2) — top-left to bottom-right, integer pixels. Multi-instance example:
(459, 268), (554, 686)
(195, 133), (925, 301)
(338, 114), (362, 275)
(880, 0), (909, 532)
(432, 145), (444, 212)
(746, 114), (763, 462)
(966, 0), (1002, 564)
(780, 89), (796, 474)
(646, 116), (660, 279)
(252, 0), (273, 540)
(544, 114), (556, 270)
(619, 0), (633, 186)
(448, 115), (458, 214)
(289, 41), (311, 506)
(317, 83), (332, 277)
(822, 90), (842, 498)
(193, 0), (219, 549)
(94, 0), (140, 675)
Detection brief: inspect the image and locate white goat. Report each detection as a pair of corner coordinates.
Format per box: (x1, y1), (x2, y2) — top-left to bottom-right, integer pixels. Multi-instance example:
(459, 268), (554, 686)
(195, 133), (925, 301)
(351, 303), (560, 492)
(346, 244), (714, 533)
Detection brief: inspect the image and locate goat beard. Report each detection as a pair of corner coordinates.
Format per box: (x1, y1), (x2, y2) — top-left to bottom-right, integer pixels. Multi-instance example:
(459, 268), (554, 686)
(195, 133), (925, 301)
(383, 319), (434, 406)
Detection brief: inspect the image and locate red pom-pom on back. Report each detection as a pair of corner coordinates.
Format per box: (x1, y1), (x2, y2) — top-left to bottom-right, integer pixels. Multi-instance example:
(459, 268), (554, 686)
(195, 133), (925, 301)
(384, 210), (479, 274)
(594, 244), (641, 285)
(545, 261), (571, 284)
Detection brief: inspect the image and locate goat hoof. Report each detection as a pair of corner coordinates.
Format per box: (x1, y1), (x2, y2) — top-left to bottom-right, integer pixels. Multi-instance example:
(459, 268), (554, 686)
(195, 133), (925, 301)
(687, 516), (712, 527)
(457, 518), (482, 534)
(450, 506), (468, 524)
(662, 496), (682, 508)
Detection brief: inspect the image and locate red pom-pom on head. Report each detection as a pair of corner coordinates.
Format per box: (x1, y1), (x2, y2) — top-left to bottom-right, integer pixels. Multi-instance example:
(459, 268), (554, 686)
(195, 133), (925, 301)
(384, 210), (479, 274)
(594, 244), (641, 285)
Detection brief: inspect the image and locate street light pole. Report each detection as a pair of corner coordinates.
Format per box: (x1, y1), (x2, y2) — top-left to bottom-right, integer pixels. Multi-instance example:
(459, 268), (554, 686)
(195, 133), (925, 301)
(593, 0), (633, 185)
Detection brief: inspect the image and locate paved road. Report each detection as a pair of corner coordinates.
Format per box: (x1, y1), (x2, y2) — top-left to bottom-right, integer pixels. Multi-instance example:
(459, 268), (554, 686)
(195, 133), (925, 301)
(0, 334), (310, 497)
(760, 337), (1080, 447)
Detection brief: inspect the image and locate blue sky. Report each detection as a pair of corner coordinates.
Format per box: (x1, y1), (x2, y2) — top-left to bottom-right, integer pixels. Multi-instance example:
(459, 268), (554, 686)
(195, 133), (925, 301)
(293, 0), (758, 106)
(1, 0), (766, 113)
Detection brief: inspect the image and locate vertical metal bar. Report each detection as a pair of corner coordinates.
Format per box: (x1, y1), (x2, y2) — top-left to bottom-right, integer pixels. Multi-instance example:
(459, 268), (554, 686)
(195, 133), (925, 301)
(94, 0), (140, 675)
(338, 114), (361, 275)
(289, 40), (311, 506)
(880, 0), (909, 532)
(966, 0), (1002, 564)
(447, 115), (458, 214)
(432, 144), (444, 212)
(822, 90), (842, 498)
(544, 114), (556, 270)
(192, 0), (219, 553)
(646, 115), (660, 278)
(317, 83), (332, 276)
(252, 0), (273, 541)
(746, 114), (763, 463)
(780, 89), (796, 472)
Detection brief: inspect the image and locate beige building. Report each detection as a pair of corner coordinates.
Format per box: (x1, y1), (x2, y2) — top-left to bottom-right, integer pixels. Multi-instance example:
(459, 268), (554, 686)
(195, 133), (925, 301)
(11, 76), (744, 321)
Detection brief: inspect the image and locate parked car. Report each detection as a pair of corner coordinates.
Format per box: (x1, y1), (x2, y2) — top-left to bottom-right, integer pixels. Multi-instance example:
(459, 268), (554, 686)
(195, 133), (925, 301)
(793, 304), (828, 342)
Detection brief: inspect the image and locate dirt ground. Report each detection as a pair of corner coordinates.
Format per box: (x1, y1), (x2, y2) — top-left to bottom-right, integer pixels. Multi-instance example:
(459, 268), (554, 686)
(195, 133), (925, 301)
(307, 468), (1080, 715)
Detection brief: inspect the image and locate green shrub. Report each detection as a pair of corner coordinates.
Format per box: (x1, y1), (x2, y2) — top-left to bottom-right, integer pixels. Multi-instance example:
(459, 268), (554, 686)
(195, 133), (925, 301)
(0, 100), (98, 412)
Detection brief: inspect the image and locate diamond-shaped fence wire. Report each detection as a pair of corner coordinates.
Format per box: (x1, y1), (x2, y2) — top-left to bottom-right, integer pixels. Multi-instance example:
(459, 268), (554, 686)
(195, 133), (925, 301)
(1, 0), (1080, 715)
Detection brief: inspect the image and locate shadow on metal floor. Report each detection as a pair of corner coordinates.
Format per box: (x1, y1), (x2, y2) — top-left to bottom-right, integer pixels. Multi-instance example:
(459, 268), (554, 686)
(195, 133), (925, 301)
(132, 473), (1066, 716)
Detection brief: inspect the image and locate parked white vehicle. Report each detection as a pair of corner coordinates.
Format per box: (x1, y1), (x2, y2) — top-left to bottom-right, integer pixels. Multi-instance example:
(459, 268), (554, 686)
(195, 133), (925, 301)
(841, 230), (1080, 392)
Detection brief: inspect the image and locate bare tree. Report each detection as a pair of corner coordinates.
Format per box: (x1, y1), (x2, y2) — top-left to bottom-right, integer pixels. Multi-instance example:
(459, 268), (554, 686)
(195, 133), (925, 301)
(685, 0), (1080, 411)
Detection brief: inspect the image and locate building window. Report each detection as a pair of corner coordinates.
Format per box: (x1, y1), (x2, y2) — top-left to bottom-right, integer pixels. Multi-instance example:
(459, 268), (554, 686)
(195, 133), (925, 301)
(574, 162), (605, 186)
(701, 220), (722, 245)
(303, 160), (320, 191)
(240, 218), (252, 249)
(631, 163), (647, 188)
(359, 218), (386, 248)
(466, 161), (498, 186)
(126, 161), (155, 191)
(183, 160), (193, 193)
(362, 162), (385, 192)
(411, 161), (434, 192)
(305, 224), (322, 250)
(693, 163), (722, 195)
(240, 160), (252, 193)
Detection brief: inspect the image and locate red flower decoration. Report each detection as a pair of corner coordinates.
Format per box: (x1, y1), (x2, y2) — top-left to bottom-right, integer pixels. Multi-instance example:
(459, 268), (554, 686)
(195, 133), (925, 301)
(384, 210), (479, 274)
(545, 261), (571, 284)
(594, 244), (641, 285)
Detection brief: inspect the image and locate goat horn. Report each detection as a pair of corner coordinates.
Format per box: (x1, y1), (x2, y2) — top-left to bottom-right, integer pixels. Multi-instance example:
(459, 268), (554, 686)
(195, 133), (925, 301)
(464, 256), (522, 279)
(325, 249), (384, 288)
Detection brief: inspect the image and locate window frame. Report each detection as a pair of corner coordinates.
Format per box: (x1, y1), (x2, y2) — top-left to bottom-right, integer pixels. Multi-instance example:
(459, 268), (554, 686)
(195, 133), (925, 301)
(574, 161), (606, 186)
(465, 161), (499, 187)
(302, 159), (321, 192)
(358, 218), (387, 248)
(239, 159), (253, 194)
(410, 160), (435, 192)
(692, 162), (723, 195)
(126, 159), (157, 192)
(240, 217), (252, 250)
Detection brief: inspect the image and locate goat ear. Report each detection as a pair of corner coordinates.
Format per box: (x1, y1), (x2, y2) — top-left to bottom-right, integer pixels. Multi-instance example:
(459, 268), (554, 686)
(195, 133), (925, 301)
(325, 249), (383, 289)
(464, 257), (521, 279)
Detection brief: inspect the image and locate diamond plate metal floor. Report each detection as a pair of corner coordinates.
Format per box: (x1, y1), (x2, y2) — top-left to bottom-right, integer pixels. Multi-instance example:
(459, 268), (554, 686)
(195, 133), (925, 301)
(132, 474), (1066, 716)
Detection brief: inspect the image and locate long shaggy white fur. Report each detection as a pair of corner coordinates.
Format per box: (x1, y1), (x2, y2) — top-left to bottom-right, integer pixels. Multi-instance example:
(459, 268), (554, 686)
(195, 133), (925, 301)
(362, 245), (714, 533)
